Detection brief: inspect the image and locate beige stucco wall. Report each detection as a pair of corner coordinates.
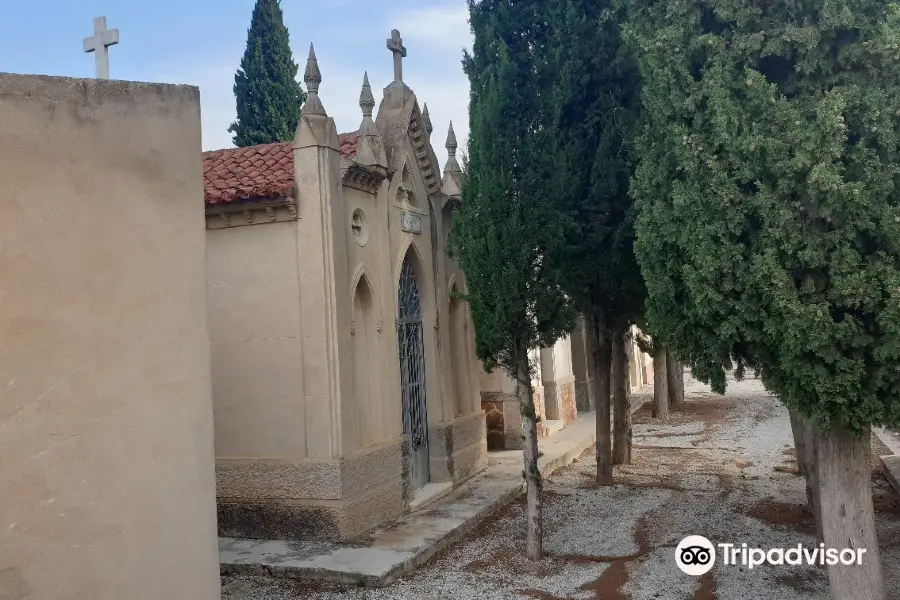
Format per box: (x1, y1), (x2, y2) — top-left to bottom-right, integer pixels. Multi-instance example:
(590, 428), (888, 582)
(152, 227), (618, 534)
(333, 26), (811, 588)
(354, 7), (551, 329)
(0, 74), (219, 599)
(344, 184), (391, 452)
(207, 220), (307, 458)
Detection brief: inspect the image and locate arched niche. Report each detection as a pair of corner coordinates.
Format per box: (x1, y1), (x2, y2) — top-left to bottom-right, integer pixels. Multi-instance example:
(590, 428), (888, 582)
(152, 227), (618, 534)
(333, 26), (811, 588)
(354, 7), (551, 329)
(351, 272), (379, 449)
(448, 279), (471, 417)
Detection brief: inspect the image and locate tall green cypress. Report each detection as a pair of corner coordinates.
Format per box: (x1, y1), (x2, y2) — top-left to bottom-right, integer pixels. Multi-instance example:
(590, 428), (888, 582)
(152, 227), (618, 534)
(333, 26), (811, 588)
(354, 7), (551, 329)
(626, 1), (900, 596)
(549, 0), (644, 480)
(451, 0), (574, 560)
(228, 0), (306, 147)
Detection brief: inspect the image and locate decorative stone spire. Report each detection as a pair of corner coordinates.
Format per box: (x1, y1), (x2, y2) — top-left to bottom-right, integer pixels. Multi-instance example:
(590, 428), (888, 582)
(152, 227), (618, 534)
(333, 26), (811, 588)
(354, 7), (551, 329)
(355, 72), (387, 168)
(295, 42), (339, 150)
(302, 43), (326, 117)
(359, 72), (375, 119)
(422, 104), (433, 137)
(443, 121), (462, 174)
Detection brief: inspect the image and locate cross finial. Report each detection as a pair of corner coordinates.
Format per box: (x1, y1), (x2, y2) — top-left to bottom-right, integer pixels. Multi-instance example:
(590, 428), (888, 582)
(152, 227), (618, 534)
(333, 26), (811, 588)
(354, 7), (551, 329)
(359, 72), (375, 118)
(83, 16), (119, 79)
(422, 104), (433, 137)
(302, 43), (326, 117)
(386, 29), (407, 83)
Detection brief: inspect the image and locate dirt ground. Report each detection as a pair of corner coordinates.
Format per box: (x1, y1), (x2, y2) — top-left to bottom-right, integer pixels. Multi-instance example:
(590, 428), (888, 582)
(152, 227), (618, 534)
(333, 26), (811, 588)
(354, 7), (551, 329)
(222, 373), (900, 600)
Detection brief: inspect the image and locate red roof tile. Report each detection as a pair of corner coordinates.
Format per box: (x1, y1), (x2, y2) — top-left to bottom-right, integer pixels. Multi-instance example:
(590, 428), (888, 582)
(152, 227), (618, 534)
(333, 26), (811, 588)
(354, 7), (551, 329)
(203, 132), (359, 205)
(339, 132), (358, 160)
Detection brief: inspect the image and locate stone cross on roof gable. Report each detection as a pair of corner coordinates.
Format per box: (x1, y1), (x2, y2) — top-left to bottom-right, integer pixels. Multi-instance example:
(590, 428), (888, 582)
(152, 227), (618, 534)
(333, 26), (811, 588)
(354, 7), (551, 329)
(386, 29), (407, 83)
(83, 16), (119, 80)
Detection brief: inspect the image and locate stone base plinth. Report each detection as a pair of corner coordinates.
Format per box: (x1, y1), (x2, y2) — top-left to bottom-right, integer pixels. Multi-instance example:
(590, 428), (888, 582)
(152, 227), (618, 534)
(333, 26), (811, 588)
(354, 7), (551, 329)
(575, 380), (593, 411)
(217, 479), (405, 541)
(558, 377), (577, 424)
(543, 382), (560, 420)
(429, 411), (488, 485)
(216, 438), (409, 541)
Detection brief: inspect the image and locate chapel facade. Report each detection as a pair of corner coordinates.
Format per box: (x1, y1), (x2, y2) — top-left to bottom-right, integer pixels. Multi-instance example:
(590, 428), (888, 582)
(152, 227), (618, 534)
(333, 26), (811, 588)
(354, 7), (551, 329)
(201, 37), (486, 541)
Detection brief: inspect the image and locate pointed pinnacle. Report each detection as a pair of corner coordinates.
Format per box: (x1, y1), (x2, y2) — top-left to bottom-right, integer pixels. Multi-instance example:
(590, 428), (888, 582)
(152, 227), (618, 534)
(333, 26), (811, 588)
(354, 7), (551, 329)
(359, 71), (375, 118)
(304, 43), (322, 91)
(446, 121), (458, 154)
(301, 43), (326, 117)
(422, 103), (433, 136)
(443, 121), (462, 174)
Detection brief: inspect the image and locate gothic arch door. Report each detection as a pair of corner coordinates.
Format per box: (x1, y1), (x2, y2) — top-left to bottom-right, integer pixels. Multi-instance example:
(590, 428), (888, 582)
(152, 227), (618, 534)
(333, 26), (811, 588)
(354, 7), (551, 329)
(398, 253), (430, 489)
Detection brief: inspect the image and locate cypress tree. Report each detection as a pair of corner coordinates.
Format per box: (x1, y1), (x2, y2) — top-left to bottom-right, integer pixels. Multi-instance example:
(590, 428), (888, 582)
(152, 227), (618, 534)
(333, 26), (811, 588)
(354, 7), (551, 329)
(549, 0), (644, 479)
(228, 0), (306, 147)
(451, 0), (575, 560)
(626, 1), (900, 596)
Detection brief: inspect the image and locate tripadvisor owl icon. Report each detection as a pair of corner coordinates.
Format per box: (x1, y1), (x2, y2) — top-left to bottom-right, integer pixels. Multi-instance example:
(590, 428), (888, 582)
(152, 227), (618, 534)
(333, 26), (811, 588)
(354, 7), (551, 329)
(675, 535), (716, 576)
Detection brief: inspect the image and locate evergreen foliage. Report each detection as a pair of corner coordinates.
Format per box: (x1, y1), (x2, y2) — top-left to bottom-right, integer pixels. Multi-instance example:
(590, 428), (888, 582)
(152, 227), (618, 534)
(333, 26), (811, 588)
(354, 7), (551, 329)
(626, 0), (900, 434)
(451, 0), (575, 375)
(229, 0), (306, 147)
(550, 0), (645, 331)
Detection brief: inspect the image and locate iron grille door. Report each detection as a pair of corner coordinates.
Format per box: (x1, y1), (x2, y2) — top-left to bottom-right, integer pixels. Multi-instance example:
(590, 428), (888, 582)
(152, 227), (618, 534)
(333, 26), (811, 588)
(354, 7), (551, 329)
(398, 255), (430, 489)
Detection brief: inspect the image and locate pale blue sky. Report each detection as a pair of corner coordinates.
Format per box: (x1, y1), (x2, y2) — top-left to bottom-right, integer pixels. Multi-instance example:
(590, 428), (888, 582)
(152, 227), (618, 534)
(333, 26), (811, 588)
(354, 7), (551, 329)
(0, 0), (472, 164)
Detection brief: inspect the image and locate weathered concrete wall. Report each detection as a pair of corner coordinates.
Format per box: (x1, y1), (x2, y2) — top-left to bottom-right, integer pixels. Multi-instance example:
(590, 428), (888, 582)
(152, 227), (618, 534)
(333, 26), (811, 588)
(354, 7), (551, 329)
(0, 74), (220, 599)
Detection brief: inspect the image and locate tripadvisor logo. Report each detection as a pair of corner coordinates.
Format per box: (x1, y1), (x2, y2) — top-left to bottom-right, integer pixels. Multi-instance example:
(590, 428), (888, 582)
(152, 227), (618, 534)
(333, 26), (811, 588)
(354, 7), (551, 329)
(675, 535), (869, 575)
(675, 535), (716, 576)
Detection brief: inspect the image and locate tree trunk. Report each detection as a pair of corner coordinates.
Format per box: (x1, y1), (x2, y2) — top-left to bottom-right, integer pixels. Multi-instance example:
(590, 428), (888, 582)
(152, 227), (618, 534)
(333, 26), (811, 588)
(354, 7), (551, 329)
(793, 411), (824, 541)
(788, 409), (807, 476)
(666, 350), (684, 410)
(816, 425), (885, 600)
(513, 342), (542, 560)
(612, 327), (631, 465)
(588, 312), (613, 485)
(652, 346), (668, 422)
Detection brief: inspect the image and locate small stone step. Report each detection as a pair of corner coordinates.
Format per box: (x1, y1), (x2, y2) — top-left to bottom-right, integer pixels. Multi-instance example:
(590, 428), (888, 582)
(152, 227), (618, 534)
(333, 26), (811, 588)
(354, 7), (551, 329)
(409, 482), (453, 512)
(544, 419), (565, 437)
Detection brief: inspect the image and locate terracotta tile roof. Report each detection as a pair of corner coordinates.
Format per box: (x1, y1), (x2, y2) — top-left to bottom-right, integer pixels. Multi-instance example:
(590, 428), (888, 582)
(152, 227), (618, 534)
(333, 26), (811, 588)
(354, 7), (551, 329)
(203, 132), (359, 205)
(339, 132), (358, 160)
(203, 142), (293, 205)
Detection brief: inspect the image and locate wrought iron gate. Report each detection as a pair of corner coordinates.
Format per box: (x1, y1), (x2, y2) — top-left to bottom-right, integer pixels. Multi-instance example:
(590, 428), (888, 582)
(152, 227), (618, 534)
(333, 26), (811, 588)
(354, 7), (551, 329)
(398, 255), (430, 489)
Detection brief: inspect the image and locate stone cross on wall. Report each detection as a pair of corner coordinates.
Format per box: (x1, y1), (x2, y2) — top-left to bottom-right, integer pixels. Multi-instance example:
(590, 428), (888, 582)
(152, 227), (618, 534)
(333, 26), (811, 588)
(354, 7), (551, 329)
(83, 16), (119, 79)
(386, 29), (407, 83)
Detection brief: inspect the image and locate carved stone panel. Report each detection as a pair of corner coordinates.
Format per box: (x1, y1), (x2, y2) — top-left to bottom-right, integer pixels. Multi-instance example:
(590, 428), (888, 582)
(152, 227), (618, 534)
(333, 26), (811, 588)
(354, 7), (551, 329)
(400, 211), (422, 235)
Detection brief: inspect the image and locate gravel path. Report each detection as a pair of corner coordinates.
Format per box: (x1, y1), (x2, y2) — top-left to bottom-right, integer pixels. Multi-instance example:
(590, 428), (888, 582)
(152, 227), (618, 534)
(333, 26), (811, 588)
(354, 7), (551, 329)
(222, 372), (900, 600)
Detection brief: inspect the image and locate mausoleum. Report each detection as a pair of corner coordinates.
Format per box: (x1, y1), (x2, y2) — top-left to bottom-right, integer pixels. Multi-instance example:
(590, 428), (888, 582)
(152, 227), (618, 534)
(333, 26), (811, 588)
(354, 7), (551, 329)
(202, 35), (486, 541)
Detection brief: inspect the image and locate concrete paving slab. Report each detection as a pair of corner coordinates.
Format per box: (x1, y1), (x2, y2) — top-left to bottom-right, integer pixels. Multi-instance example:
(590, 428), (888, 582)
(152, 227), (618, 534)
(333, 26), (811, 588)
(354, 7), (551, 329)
(875, 426), (900, 455)
(871, 427), (900, 494)
(219, 411), (598, 587)
(880, 455), (900, 495)
(219, 538), (414, 586)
